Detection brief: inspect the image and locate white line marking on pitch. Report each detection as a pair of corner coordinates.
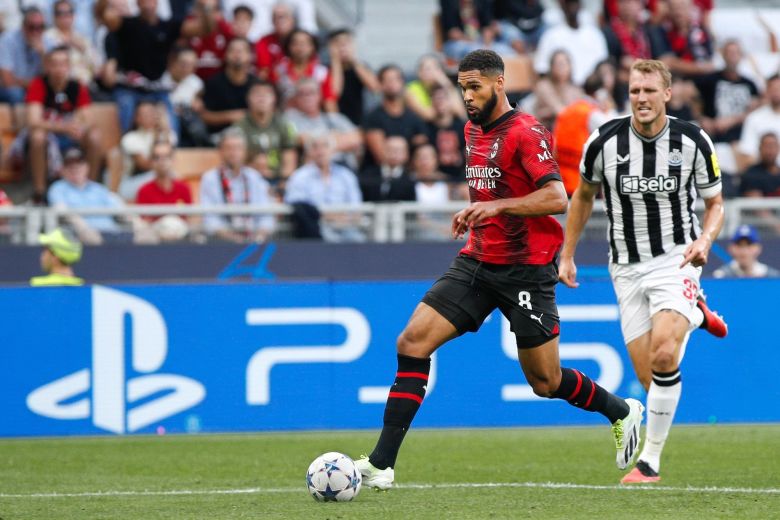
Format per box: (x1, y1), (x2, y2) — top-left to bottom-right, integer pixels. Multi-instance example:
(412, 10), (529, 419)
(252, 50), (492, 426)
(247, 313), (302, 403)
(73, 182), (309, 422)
(1, 481), (778, 499)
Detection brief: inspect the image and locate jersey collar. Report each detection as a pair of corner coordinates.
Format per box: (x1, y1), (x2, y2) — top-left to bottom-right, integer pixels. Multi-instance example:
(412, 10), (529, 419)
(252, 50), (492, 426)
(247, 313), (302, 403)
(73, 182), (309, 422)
(629, 116), (670, 143)
(481, 109), (516, 133)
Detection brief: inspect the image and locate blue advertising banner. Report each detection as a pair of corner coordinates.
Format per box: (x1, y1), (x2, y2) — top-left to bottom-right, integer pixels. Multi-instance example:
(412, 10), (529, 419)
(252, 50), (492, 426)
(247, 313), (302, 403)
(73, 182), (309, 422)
(3, 239), (778, 284)
(1, 279), (777, 437)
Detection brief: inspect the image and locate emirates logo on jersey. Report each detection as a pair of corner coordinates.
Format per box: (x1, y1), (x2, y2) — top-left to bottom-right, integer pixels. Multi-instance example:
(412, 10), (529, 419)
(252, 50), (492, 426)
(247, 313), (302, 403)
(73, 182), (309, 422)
(465, 166), (502, 178)
(465, 166), (502, 190)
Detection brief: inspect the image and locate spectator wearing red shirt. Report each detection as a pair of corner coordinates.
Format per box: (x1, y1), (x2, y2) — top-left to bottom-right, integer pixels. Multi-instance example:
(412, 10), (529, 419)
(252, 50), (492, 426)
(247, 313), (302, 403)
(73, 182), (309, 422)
(604, 0), (712, 27)
(24, 46), (101, 203)
(656, 0), (714, 77)
(136, 141), (193, 212)
(271, 29), (337, 112)
(136, 141), (192, 241)
(189, 11), (235, 81)
(255, 2), (296, 81)
(603, 0), (654, 70)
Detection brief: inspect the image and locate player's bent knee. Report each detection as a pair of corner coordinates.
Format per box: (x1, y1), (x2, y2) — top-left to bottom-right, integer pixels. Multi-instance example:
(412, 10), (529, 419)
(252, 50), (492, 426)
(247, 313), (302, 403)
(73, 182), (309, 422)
(396, 328), (430, 358)
(527, 373), (560, 398)
(530, 380), (556, 398)
(651, 349), (677, 372)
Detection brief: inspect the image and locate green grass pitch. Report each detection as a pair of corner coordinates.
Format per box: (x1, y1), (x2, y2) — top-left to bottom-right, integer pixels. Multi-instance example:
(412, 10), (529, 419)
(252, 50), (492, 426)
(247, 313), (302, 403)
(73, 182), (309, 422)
(0, 424), (778, 519)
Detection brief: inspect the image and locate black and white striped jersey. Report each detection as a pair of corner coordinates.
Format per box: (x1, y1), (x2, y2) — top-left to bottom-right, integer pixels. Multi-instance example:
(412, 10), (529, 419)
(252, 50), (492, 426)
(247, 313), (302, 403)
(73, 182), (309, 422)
(580, 115), (722, 264)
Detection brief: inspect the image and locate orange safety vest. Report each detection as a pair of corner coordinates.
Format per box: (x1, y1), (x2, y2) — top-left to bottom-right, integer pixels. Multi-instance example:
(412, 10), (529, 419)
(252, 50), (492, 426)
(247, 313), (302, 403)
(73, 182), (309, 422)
(553, 99), (598, 196)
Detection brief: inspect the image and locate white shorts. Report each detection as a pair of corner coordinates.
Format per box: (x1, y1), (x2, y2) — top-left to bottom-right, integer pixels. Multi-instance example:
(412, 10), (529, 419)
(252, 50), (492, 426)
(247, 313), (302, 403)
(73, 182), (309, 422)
(609, 245), (701, 344)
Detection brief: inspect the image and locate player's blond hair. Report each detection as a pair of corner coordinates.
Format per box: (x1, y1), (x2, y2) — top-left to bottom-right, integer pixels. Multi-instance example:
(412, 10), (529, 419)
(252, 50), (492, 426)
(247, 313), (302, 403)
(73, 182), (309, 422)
(630, 60), (672, 89)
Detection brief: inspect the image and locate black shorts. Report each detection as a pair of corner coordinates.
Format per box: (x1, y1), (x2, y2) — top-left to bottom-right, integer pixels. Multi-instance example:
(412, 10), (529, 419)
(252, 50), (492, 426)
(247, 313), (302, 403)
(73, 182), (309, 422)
(422, 255), (560, 348)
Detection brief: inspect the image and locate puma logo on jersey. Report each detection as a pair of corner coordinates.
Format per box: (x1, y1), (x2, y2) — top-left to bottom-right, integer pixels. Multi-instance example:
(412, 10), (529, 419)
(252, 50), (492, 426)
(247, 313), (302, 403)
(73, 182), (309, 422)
(529, 313), (543, 324)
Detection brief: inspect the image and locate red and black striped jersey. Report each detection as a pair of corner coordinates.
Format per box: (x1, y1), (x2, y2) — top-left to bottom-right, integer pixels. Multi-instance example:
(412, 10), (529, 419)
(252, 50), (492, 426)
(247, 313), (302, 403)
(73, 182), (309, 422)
(460, 109), (564, 265)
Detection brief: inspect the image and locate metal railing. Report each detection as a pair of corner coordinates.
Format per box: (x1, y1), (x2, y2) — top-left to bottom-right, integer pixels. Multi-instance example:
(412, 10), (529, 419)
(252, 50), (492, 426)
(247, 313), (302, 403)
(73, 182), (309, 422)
(316, 0), (364, 29)
(1, 197), (778, 246)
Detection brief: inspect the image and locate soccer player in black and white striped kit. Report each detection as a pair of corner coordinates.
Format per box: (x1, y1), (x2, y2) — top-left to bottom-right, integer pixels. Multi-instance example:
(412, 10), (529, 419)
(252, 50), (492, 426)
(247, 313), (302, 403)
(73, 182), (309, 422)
(559, 59), (727, 484)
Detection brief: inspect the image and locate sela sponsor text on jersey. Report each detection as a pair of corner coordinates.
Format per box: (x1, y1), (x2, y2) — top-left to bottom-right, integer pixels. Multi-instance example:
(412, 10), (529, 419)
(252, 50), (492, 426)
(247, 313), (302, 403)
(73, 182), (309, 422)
(620, 175), (679, 194)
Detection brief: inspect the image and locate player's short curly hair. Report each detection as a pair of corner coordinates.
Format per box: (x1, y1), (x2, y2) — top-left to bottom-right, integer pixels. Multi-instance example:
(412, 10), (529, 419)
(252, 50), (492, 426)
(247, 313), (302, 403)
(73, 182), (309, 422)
(458, 49), (504, 77)
(630, 59), (672, 89)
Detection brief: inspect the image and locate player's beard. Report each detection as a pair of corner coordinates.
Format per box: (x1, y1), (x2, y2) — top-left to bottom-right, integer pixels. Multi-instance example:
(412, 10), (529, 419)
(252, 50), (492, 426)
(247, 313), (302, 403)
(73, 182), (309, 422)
(467, 89), (498, 125)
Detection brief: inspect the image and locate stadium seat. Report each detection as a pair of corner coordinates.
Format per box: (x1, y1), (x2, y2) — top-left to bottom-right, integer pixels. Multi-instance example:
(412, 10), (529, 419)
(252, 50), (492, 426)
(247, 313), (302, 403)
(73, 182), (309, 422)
(0, 103), (18, 182)
(185, 177), (202, 203)
(0, 104), (13, 134)
(85, 103), (123, 192)
(173, 148), (221, 180)
(86, 102), (122, 151)
(502, 55), (535, 94)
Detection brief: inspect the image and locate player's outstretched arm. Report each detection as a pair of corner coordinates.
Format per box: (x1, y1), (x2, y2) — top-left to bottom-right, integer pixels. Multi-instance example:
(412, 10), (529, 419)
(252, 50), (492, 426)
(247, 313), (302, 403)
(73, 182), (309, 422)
(559, 181), (600, 288)
(680, 192), (724, 268)
(501, 180), (569, 217)
(451, 181), (567, 239)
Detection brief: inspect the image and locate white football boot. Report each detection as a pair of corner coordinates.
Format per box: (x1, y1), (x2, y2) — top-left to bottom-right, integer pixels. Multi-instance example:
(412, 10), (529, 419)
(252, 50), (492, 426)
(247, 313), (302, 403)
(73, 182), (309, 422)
(612, 398), (644, 470)
(355, 456), (394, 490)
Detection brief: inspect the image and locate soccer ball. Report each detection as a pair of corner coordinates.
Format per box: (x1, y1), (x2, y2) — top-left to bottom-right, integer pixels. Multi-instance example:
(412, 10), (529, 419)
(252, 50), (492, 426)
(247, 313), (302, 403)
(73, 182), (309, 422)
(306, 452), (362, 502)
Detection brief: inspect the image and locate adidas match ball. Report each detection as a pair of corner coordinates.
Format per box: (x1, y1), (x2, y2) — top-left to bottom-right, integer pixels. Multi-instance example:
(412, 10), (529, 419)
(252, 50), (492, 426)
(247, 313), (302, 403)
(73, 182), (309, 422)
(306, 452), (362, 502)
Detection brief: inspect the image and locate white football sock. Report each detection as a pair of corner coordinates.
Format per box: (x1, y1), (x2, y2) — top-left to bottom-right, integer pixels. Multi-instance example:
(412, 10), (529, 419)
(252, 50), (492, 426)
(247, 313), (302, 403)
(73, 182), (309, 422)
(677, 331), (690, 365)
(639, 371), (682, 473)
(688, 306), (704, 331)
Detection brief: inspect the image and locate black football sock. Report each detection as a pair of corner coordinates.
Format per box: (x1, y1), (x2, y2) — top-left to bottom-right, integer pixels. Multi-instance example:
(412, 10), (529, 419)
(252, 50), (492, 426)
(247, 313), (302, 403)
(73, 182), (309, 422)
(552, 367), (629, 424)
(369, 354), (431, 470)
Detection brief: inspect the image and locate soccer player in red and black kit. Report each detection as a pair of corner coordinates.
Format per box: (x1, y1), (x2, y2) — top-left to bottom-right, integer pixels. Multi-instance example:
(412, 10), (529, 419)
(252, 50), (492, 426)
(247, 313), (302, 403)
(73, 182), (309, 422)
(356, 50), (645, 490)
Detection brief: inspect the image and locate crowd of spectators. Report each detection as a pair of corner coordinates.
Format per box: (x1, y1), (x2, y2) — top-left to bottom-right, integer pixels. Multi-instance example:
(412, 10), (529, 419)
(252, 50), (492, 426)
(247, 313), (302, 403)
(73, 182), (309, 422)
(0, 0), (779, 244)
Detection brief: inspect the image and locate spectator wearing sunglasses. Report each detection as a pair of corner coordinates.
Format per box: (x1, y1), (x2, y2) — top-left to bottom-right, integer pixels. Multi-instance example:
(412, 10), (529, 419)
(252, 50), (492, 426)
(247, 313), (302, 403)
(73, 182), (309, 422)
(44, 0), (98, 86)
(0, 7), (56, 104)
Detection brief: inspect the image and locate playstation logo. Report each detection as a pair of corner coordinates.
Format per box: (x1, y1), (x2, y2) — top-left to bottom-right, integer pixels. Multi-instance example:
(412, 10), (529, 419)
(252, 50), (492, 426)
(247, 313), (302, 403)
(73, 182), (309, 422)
(26, 286), (205, 434)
